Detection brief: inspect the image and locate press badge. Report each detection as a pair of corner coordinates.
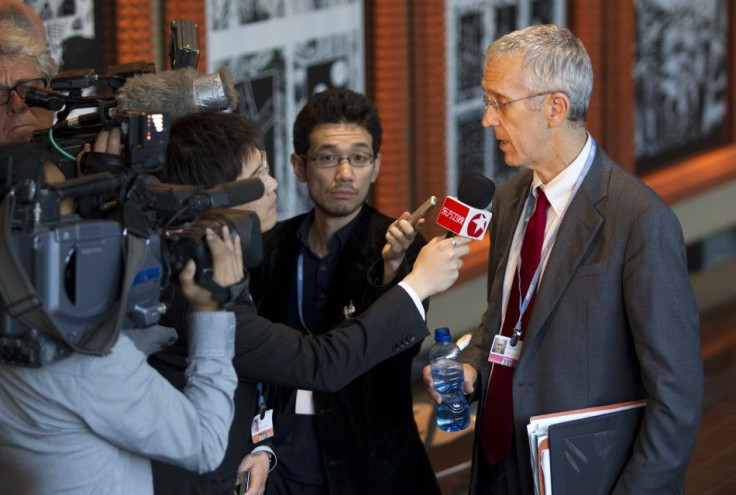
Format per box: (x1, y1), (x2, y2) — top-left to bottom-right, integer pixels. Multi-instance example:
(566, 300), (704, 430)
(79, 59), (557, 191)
(251, 410), (275, 443)
(295, 389), (315, 415)
(488, 334), (521, 368)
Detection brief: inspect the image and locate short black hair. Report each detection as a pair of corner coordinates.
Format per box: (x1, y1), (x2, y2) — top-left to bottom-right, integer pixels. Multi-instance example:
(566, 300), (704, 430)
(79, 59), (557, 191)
(292, 88), (382, 156)
(161, 112), (263, 189)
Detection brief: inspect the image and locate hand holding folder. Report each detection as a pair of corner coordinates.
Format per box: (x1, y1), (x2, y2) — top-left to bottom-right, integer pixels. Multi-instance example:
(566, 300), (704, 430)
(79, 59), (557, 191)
(526, 400), (646, 495)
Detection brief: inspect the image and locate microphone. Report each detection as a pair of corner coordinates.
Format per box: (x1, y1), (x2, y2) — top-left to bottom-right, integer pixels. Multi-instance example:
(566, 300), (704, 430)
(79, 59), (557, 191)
(116, 66), (238, 117)
(52, 66), (239, 130)
(187, 178), (265, 211)
(436, 173), (496, 240)
(457, 172), (496, 210)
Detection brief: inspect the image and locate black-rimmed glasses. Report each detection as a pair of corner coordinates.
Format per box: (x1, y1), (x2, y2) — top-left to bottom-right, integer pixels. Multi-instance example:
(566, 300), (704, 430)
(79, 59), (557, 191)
(302, 152), (376, 168)
(0, 78), (47, 106)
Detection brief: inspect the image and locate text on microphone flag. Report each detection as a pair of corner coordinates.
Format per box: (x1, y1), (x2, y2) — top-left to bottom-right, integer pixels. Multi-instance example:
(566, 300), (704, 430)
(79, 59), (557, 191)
(436, 196), (491, 240)
(437, 197), (469, 232)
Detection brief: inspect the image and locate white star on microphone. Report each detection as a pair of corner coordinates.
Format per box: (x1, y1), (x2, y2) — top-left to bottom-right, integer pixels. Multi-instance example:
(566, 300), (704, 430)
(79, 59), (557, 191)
(471, 216), (488, 235)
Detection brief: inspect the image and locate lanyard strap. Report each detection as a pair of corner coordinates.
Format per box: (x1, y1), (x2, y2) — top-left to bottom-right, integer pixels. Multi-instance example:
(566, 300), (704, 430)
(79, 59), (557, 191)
(296, 251), (313, 335)
(510, 139), (597, 345)
(257, 382), (267, 418)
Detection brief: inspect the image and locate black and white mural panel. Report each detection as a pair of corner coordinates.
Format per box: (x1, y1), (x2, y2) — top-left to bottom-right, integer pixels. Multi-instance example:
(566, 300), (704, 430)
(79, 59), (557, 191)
(24, 0), (100, 72)
(634, 0), (730, 173)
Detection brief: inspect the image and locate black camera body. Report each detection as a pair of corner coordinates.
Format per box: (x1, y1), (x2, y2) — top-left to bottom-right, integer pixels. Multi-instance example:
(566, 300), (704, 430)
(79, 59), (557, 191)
(0, 124), (262, 368)
(0, 217), (125, 365)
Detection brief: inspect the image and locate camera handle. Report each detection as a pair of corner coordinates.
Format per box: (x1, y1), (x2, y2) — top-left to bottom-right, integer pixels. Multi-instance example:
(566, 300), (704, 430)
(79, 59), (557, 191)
(194, 270), (249, 309)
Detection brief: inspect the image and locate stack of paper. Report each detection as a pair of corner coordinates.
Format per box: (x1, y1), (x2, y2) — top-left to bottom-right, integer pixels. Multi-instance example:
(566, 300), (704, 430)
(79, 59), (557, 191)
(526, 400), (646, 495)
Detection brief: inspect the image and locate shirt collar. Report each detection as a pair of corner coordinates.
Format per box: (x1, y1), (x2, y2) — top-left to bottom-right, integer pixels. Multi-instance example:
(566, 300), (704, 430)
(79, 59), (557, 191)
(296, 213), (314, 250)
(532, 133), (592, 216)
(296, 208), (361, 257)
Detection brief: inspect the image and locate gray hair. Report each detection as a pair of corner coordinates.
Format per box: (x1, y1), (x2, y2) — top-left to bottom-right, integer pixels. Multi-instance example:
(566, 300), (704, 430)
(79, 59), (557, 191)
(487, 24), (592, 125)
(0, 1), (44, 41)
(0, 19), (57, 82)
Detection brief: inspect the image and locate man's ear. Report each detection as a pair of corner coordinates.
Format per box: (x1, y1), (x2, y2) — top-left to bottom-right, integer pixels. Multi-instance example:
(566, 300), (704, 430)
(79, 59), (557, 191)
(547, 92), (571, 127)
(291, 153), (307, 183)
(370, 154), (381, 183)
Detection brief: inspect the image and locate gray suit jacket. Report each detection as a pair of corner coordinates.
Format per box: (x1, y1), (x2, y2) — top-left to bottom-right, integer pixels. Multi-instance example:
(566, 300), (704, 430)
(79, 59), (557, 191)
(465, 148), (703, 495)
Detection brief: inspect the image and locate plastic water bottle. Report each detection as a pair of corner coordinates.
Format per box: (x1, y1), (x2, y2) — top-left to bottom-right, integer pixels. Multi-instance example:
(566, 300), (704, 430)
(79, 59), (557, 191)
(429, 327), (470, 432)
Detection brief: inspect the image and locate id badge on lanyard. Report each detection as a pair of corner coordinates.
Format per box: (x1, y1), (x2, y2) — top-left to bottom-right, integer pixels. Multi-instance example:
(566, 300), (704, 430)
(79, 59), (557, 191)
(488, 334), (522, 368)
(251, 382), (275, 442)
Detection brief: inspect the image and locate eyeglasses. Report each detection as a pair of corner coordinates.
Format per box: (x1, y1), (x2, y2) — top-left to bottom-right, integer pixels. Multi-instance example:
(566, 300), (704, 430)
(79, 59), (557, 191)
(249, 150), (270, 179)
(482, 91), (556, 112)
(0, 78), (47, 106)
(303, 152), (376, 169)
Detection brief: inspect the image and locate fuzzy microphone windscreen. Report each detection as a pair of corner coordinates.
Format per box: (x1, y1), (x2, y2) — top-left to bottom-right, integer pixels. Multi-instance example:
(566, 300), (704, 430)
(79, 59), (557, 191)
(116, 67), (199, 118)
(116, 67), (238, 119)
(216, 66), (239, 111)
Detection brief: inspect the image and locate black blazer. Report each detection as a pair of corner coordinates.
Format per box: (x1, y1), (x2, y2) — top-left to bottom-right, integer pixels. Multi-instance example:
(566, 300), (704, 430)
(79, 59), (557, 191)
(149, 211), (431, 494)
(251, 204), (441, 495)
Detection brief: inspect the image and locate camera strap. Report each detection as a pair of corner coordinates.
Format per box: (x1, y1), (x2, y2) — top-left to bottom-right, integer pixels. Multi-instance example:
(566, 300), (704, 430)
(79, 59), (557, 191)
(194, 271), (249, 309)
(0, 194), (67, 345)
(0, 193), (146, 355)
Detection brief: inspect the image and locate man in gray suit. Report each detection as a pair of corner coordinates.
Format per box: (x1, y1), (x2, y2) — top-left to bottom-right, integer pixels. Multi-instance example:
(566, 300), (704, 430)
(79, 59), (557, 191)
(424, 24), (702, 494)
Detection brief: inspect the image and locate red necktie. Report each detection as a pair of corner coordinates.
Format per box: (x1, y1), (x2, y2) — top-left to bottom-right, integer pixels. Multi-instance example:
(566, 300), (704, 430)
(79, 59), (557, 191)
(480, 187), (550, 465)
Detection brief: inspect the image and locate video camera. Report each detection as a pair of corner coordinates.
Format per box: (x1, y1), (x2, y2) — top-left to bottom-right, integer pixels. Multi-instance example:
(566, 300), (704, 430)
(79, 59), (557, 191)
(1, 78), (255, 369)
(0, 19), (256, 368)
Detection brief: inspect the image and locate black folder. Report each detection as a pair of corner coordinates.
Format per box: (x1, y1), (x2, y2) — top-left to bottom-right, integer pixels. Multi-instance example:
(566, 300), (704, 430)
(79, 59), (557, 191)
(548, 405), (644, 494)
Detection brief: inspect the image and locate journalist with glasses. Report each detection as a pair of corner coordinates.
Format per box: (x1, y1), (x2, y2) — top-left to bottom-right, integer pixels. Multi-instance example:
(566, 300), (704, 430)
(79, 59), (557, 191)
(249, 88), (442, 495)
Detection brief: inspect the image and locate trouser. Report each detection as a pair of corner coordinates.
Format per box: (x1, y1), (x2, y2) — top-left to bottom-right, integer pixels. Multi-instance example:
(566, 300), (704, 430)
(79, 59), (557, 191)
(475, 429), (522, 495)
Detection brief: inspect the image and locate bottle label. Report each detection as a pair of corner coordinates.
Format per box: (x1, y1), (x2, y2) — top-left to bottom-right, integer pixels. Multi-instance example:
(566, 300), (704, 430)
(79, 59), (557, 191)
(488, 334), (521, 368)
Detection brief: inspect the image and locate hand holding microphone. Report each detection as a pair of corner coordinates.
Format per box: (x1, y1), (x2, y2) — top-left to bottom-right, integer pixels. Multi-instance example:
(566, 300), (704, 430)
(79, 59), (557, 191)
(402, 235), (472, 301)
(385, 173), (495, 296)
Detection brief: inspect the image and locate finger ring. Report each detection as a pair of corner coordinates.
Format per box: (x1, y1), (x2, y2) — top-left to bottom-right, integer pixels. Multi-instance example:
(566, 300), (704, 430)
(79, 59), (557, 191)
(450, 238), (457, 248)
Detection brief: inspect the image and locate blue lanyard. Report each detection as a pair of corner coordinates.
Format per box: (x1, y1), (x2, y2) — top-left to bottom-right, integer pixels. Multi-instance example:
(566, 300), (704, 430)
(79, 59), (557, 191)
(296, 251), (313, 335)
(257, 382), (266, 418)
(509, 139), (597, 346)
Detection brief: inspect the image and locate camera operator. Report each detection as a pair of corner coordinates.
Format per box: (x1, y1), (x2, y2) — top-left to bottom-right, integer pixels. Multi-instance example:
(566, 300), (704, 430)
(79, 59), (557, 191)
(0, 139), (246, 495)
(148, 111), (470, 495)
(0, 19), (121, 167)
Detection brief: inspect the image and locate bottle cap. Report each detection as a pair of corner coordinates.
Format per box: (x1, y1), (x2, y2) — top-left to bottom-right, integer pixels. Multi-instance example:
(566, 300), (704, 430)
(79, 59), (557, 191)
(434, 327), (451, 343)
